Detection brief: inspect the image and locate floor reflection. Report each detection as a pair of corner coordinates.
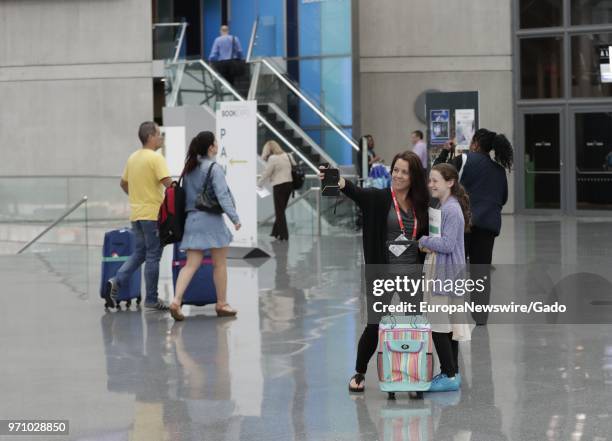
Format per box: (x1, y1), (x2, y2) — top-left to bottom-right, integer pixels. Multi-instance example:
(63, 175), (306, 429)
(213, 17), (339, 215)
(4, 217), (612, 440)
(351, 326), (508, 441)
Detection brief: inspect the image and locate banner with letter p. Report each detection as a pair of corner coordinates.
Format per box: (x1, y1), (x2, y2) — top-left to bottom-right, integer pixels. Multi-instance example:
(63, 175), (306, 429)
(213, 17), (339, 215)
(216, 101), (258, 250)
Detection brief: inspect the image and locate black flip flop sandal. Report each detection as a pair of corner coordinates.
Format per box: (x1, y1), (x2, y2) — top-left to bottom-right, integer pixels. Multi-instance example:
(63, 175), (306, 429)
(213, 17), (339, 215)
(348, 373), (365, 393)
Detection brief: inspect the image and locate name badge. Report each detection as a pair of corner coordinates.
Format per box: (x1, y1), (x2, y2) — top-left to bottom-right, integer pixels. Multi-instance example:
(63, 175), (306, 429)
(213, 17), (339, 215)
(388, 234), (410, 257)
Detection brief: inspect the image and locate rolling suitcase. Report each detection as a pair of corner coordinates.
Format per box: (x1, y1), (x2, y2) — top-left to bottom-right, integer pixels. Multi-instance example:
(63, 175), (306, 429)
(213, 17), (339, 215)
(377, 315), (433, 400)
(172, 244), (217, 306)
(100, 229), (142, 309)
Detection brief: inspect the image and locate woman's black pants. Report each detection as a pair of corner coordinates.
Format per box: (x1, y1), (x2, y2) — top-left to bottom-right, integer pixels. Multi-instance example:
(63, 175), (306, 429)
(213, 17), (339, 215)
(465, 226), (496, 324)
(271, 182), (293, 240)
(432, 332), (459, 377)
(355, 324), (379, 374)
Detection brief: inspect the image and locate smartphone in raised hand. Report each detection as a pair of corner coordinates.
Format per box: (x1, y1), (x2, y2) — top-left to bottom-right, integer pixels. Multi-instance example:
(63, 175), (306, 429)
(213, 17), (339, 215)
(322, 168), (340, 197)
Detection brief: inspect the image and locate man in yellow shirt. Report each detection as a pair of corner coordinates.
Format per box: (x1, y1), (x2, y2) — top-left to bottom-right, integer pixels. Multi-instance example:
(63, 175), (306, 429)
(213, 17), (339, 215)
(106, 121), (172, 310)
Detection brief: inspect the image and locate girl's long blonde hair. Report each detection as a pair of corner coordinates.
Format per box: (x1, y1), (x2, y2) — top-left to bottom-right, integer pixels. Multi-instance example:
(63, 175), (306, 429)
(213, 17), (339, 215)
(261, 140), (285, 161)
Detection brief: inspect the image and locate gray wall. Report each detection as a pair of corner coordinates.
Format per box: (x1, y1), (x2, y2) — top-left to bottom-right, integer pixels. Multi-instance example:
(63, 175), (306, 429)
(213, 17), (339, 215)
(358, 0), (514, 212)
(0, 0), (154, 177)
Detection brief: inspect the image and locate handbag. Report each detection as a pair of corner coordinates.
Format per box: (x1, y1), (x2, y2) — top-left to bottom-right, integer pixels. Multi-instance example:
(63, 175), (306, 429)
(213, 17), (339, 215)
(287, 153), (305, 190)
(195, 163), (223, 214)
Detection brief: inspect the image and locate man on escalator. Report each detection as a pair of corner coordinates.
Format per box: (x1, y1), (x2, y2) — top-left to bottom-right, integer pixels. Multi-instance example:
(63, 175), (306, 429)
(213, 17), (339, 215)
(209, 25), (244, 86)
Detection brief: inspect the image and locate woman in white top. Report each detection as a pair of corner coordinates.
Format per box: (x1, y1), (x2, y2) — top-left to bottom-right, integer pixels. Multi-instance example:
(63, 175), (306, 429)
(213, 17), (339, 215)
(258, 140), (294, 241)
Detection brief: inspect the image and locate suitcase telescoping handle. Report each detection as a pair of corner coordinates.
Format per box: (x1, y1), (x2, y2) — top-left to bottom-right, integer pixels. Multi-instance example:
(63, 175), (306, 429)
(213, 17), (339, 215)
(381, 314), (427, 329)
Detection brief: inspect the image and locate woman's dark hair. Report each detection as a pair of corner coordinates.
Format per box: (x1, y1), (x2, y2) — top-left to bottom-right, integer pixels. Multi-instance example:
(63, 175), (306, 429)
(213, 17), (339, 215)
(183, 131), (215, 175)
(471, 128), (514, 171)
(360, 134), (374, 149)
(390, 151), (429, 235)
(431, 163), (471, 232)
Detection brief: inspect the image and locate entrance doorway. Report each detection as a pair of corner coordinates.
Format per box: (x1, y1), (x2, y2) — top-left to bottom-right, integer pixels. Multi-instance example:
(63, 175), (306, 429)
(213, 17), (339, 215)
(518, 107), (612, 213)
(572, 109), (612, 211)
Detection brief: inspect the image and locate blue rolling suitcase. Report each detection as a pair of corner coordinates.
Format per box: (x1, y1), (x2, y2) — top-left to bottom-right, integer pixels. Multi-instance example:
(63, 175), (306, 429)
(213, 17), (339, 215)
(100, 229), (142, 309)
(172, 244), (217, 306)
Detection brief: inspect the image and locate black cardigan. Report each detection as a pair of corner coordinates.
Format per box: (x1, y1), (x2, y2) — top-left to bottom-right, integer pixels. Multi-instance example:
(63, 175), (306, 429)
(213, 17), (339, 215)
(342, 180), (427, 264)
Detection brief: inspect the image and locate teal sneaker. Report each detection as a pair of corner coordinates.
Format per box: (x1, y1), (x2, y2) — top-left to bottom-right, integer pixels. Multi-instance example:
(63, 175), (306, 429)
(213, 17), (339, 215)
(428, 374), (460, 392)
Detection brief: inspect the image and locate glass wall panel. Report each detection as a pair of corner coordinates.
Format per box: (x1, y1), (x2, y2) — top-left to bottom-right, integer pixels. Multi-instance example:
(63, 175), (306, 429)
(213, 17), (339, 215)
(203, 0), (222, 60)
(294, 57), (353, 164)
(321, 57), (352, 126)
(296, 59), (322, 126)
(321, 0), (351, 55)
(298, 0), (351, 56)
(571, 0), (612, 25)
(298, 1), (321, 57)
(520, 0), (562, 29)
(571, 33), (612, 97)
(575, 112), (612, 210)
(520, 37), (564, 99)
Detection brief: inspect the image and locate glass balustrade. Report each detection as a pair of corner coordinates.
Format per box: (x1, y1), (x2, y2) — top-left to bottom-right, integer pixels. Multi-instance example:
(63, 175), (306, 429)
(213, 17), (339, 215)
(16, 199), (93, 299)
(258, 176), (358, 237)
(165, 60), (242, 109)
(252, 57), (357, 166)
(153, 23), (187, 61)
(0, 177), (129, 223)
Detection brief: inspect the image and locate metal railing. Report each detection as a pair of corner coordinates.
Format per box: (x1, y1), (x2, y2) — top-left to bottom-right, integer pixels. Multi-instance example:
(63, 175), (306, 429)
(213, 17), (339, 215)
(261, 102), (338, 168)
(17, 196), (88, 254)
(255, 58), (360, 153)
(245, 18), (359, 155)
(246, 18), (258, 63)
(164, 59), (320, 174)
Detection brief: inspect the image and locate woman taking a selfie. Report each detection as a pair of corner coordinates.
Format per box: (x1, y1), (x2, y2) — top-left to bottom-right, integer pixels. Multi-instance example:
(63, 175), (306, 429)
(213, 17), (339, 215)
(320, 151), (429, 392)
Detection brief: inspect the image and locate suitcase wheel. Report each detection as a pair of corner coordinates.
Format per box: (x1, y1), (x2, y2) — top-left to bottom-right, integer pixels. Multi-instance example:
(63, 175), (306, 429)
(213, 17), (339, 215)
(387, 392), (396, 400)
(136, 297), (142, 306)
(126, 300), (132, 308)
(410, 391), (424, 400)
(104, 299), (113, 310)
(115, 303), (121, 310)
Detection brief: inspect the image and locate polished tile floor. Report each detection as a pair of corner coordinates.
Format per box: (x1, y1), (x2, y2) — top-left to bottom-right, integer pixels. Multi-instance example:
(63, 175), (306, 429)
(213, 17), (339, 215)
(1, 215), (612, 441)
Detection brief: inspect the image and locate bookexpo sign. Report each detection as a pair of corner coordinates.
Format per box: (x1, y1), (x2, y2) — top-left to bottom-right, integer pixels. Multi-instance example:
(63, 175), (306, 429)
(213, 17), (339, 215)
(216, 101), (258, 249)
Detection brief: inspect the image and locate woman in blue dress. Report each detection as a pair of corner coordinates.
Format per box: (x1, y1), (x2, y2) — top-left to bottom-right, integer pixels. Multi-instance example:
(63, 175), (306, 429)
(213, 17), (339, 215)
(170, 131), (241, 321)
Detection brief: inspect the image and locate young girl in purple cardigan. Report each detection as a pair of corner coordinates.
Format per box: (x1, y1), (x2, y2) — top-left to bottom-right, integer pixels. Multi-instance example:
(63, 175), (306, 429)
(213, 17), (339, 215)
(419, 163), (472, 392)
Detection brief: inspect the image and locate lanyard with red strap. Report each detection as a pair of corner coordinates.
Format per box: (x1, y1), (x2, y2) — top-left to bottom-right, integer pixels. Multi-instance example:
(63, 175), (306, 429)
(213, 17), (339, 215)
(391, 188), (417, 240)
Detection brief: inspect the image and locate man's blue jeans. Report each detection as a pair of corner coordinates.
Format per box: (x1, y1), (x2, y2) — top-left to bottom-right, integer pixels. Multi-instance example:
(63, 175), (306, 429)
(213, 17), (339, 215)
(115, 220), (162, 305)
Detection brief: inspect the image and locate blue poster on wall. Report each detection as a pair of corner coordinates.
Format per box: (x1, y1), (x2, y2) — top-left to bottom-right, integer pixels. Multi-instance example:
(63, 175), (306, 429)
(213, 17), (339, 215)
(430, 109), (450, 144)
